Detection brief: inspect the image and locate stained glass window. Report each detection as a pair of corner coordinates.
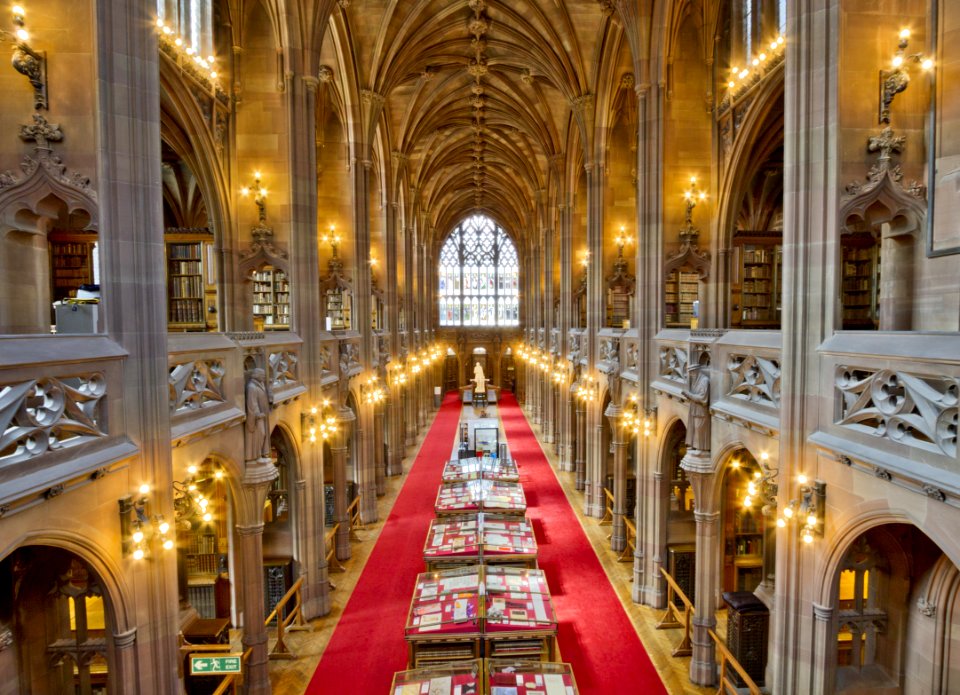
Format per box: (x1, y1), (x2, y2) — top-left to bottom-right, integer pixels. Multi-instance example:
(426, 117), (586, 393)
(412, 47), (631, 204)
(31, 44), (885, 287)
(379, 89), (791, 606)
(438, 215), (519, 327)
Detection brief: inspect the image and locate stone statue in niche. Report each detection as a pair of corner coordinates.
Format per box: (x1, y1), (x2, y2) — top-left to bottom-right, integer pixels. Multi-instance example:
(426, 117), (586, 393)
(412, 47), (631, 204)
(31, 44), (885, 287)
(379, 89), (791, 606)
(245, 368), (271, 462)
(473, 362), (486, 395)
(681, 360), (711, 453)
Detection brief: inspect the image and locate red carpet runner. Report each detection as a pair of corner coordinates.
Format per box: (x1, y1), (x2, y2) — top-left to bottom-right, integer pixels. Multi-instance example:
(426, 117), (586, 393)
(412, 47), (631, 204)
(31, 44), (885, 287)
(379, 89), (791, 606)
(498, 392), (667, 694)
(307, 392), (462, 694)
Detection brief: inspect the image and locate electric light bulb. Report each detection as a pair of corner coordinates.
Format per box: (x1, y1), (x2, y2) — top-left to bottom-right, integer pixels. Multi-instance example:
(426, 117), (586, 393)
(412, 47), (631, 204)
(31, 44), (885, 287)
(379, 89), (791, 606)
(132, 530), (144, 543)
(174, 37), (182, 46)
(730, 460), (740, 469)
(163, 539), (174, 550)
(186, 46), (195, 55)
(162, 25), (172, 34)
(207, 55), (215, 63)
(807, 514), (817, 527)
(139, 483), (150, 495)
(743, 496), (752, 508)
(747, 482), (757, 495)
(158, 521), (170, 535)
(759, 53), (767, 61)
(752, 58), (759, 66)
(760, 451), (769, 461)
(202, 512), (212, 522)
(777, 36), (784, 45)
(776, 518), (786, 528)
(188, 465), (198, 475)
(797, 473), (808, 485)
(753, 471), (761, 479)
(922, 58), (934, 70)
(188, 484), (197, 492)
(214, 469), (223, 480)
(210, 71), (218, 79)
(803, 531), (814, 544)
(730, 66), (738, 74)
(892, 55), (904, 68)
(770, 41), (778, 50)
(133, 547), (145, 560)
(15, 28), (27, 41)
(900, 28), (911, 39)
(739, 69), (749, 79)
(783, 506), (794, 519)
(155, 17), (164, 27)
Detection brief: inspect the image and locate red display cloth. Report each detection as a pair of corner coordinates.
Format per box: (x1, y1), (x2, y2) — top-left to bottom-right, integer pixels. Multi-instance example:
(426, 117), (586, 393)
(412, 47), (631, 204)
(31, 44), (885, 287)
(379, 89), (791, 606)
(497, 392), (668, 693)
(307, 393), (462, 693)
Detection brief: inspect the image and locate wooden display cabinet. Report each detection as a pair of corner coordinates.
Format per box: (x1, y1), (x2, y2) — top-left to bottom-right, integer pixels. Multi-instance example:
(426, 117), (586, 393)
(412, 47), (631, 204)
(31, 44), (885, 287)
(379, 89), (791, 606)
(390, 660), (483, 695)
(435, 480), (527, 517)
(423, 513), (538, 572)
(487, 660), (580, 694)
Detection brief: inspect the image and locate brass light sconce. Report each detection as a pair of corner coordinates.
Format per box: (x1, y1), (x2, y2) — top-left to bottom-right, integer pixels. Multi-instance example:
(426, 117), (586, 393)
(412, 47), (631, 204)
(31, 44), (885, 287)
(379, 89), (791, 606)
(773, 466), (826, 544)
(302, 399), (337, 444)
(3, 5), (47, 110)
(880, 29), (933, 124)
(119, 483), (173, 559)
(321, 224), (343, 258)
(362, 374), (386, 405)
(240, 171), (268, 224)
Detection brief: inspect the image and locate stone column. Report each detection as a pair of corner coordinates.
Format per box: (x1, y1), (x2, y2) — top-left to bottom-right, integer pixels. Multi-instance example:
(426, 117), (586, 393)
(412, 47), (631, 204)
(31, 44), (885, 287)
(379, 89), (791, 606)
(237, 458), (279, 695)
(374, 401), (386, 495)
(587, 408), (605, 517)
(811, 603), (835, 695)
(404, 386), (415, 446)
(606, 403), (627, 551)
(575, 396), (587, 490)
(685, 462), (720, 686)
(386, 385), (403, 475)
(332, 406), (355, 561)
(110, 627), (138, 695)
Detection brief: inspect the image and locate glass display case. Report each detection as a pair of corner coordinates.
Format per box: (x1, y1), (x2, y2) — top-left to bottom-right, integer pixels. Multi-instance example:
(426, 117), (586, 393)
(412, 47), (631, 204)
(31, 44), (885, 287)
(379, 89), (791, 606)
(424, 514), (538, 571)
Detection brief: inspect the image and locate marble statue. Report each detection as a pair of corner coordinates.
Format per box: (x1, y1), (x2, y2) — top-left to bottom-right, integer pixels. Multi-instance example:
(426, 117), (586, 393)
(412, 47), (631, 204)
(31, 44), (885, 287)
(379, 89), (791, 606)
(473, 362), (486, 396)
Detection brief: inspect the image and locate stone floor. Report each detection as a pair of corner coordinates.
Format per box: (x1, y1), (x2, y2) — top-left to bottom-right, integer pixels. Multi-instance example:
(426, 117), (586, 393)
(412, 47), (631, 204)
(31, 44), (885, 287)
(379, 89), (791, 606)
(260, 401), (715, 694)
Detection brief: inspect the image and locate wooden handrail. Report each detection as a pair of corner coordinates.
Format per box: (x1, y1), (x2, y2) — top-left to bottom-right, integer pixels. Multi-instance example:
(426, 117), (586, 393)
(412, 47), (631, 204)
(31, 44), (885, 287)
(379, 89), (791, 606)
(618, 517), (637, 563)
(347, 495), (364, 540)
(709, 629), (762, 695)
(656, 567), (693, 657)
(325, 524), (344, 573)
(599, 487), (614, 526)
(266, 576), (312, 660)
(209, 648), (253, 695)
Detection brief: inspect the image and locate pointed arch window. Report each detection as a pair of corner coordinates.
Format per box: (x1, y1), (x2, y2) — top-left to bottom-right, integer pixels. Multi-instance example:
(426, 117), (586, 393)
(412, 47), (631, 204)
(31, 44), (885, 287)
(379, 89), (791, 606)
(438, 215), (519, 327)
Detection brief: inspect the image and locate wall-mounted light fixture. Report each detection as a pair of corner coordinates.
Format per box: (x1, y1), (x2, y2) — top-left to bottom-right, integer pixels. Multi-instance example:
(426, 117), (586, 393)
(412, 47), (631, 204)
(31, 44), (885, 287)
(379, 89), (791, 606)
(0, 5), (47, 110)
(879, 28), (934, 124)
(576, 374), (597, 402)
(613, 225), (633, 257)
(321, 225), (343, 258)
(302, 399), (337, 444)
(173, 464), (225, 526)
(362, 374), (386, 405)
(240, 171), (268, 223)
(775, 472), (826, 545)
(119, 483), (173, 560)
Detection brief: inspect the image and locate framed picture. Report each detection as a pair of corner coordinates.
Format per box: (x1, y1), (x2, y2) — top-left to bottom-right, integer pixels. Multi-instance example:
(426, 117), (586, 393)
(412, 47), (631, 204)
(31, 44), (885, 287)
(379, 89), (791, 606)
(928, 0), (960, 256)
(474, 427), (499, 455)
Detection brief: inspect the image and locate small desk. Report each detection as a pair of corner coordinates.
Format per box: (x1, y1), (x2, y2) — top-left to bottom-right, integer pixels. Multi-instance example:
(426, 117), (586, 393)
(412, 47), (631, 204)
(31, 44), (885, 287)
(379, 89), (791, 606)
(183, 617), (230, 645)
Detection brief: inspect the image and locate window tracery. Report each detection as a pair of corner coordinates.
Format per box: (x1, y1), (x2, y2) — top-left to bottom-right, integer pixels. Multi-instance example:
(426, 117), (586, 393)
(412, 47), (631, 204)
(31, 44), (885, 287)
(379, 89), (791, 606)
(438, 215), (519, 327)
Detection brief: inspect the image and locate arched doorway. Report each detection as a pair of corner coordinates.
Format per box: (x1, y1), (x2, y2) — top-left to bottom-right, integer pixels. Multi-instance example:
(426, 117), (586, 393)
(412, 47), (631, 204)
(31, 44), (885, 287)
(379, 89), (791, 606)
(826, 523), (960, 695)
(174, 458), (234, 621)
(0, 546), (117, 694)
(263, 426), (298, 618)
(719, 449), (767, 594)
(500, 348), (515, 392)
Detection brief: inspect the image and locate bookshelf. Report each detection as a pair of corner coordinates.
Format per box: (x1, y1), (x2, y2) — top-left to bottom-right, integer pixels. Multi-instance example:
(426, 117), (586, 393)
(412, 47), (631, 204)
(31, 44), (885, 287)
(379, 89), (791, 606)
(732, 507), (764, 593)
(49, 233), (96, 302)
(736, 241), (782, 328)
(664, 268), (700, 328)
(251, 265), (290, 330)
(840, 234), (879, 329)
(325, 288), (352, 330)
(165, 231), (215, 331)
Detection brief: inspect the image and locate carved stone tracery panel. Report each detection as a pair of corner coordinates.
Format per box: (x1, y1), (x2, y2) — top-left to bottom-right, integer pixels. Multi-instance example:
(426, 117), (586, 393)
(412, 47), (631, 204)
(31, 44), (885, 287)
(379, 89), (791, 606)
(168, 360), (226, 414)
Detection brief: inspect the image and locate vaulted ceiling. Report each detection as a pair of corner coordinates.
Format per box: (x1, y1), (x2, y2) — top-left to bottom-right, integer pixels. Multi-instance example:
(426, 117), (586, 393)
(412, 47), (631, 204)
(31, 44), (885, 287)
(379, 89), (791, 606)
(324, 0), (628, 247)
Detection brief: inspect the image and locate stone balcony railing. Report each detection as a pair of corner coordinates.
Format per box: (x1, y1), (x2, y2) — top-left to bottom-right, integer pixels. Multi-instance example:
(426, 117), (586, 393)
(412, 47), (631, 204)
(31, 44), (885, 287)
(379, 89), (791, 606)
(0, 335), (137, 509)
(810, 332), (960, 505)
(711, 330), (782, 436)
(168, 332), (308, 446)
